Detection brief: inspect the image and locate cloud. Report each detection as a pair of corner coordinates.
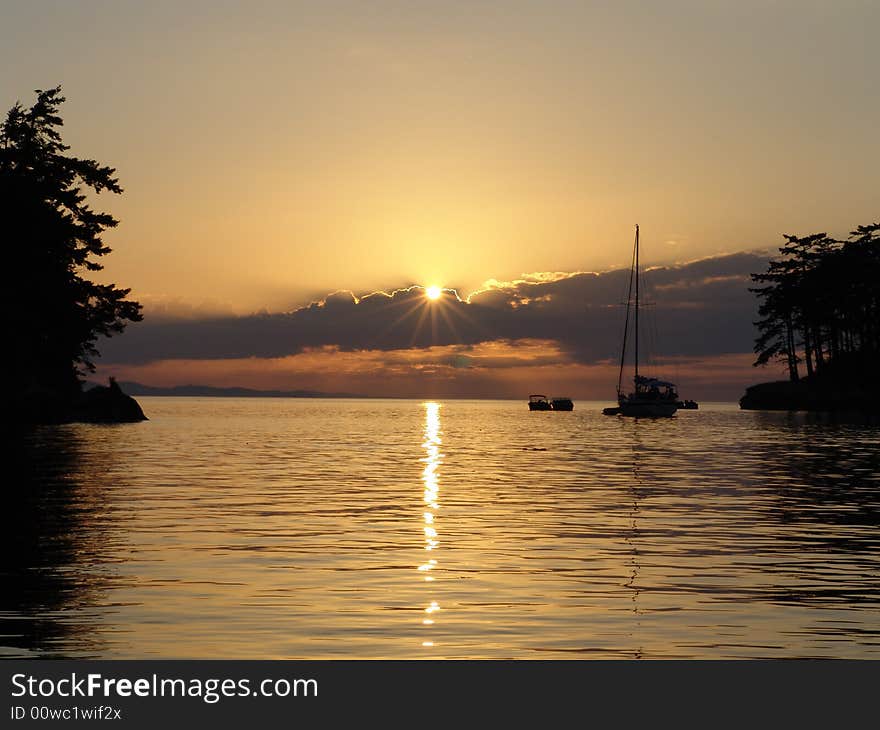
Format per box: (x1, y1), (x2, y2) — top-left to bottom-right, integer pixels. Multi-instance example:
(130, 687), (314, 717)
(98, 251), (767, 367)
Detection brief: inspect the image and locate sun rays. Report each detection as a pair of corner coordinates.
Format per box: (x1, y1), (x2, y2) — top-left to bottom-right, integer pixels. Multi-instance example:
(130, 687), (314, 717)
(348, 284), (483, 349)
(286, 283), (496, 354)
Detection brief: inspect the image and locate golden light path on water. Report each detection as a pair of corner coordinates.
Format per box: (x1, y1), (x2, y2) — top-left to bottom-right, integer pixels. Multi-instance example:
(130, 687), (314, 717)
(6, 399), (880, 659)
(420, 402), (442, 648)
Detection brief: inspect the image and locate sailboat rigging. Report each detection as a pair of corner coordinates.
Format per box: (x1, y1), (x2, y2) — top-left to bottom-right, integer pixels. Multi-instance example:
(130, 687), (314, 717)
(604, 225), (680, 417)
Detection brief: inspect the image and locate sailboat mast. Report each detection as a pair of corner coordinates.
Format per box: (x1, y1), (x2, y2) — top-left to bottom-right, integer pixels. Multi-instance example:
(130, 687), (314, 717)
(617, 227), (637, 397)
(634, 224), (639, 384)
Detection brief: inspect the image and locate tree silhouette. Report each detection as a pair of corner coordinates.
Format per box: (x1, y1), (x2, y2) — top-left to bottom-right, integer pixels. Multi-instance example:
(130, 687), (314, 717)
(1, 86), (141, 416)
(750, 222), (879, 382)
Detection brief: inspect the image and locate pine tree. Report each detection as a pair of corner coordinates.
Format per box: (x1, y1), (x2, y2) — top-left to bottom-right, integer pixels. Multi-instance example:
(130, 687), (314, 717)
(751, 222), (879, 383)
(0, 86), (141, 415)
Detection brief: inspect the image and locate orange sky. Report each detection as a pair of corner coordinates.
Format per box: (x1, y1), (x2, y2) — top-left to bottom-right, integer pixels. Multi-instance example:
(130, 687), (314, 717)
(3, 1), (876, 397)
(97, 344), (769, 401)
(2, 1), (877, 316)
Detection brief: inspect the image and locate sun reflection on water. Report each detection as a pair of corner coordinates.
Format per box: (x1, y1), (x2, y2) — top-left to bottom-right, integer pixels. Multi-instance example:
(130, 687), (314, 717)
(420, 402), (443, 646)
(8, 400), (880, 659)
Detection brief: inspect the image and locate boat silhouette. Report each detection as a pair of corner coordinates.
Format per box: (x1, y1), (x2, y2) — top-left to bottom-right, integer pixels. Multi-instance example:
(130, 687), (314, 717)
(528, 394), (574, 411)
(604, 225), (687, 417)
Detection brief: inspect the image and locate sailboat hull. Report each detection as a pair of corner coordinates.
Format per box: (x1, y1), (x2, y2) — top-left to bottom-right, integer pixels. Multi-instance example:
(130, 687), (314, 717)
(617, 401), (677, 418)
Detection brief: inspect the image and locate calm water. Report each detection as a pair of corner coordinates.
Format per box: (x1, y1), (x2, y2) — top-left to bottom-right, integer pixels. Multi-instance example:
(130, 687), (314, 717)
(5, 398), (880, 659)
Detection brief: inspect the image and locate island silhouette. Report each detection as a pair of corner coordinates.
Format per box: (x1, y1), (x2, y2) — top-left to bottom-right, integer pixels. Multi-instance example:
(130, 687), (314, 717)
(742, 223), (879, 412)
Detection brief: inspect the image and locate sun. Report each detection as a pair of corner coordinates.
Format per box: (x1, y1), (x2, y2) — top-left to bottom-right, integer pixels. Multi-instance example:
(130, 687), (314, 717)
(425, 285), (443, 301)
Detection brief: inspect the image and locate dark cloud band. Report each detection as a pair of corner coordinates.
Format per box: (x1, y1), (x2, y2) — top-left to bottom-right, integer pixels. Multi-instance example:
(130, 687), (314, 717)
(98, 252), (765, 365)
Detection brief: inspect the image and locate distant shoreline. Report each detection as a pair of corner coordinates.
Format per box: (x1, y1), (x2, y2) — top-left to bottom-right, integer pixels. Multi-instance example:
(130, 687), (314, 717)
(88, 382), (750, 403)
(87, 381), (365, 399)
(115, 388), (738, 403)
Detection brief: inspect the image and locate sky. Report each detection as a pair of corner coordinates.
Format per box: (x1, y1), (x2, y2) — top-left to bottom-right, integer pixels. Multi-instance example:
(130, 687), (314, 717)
(2, 1), (877, 397)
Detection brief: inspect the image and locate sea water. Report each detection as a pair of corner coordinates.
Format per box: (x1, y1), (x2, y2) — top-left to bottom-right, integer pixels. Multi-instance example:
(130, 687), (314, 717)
(5, 398), (879, 658)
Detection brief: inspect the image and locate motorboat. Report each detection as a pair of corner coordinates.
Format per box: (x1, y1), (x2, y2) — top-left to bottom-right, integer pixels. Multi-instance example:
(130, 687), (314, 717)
(528, 394), (552, 411)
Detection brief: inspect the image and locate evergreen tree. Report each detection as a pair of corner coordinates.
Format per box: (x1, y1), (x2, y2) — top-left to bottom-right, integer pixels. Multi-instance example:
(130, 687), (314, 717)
(751, 222), (879, 382)
(0, 86), (141, 414)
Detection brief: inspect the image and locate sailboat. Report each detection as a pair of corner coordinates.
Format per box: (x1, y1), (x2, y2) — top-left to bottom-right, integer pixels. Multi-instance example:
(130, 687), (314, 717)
(603, 225), (679, 417)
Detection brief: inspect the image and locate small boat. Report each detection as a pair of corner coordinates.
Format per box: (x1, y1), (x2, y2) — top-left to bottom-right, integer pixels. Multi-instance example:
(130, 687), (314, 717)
(528, 394), (552, 411)
(528, 395), (575, 411)
(604, 225), (679, 418)
(677, 399), (699, 410)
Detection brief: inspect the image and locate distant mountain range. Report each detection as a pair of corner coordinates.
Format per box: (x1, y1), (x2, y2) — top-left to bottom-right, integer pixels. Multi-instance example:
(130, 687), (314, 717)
(85, 381), (363, 399)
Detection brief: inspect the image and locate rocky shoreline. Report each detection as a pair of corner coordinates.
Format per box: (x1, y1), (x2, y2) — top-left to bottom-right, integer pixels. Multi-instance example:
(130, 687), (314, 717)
(739, 376), (877, 413)
(20, 378), (147, 424)
(72, 378), (148, 423)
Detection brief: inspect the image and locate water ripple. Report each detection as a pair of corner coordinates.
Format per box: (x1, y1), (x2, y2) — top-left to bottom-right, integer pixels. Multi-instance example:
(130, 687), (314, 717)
(3, 398), (879, 658)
